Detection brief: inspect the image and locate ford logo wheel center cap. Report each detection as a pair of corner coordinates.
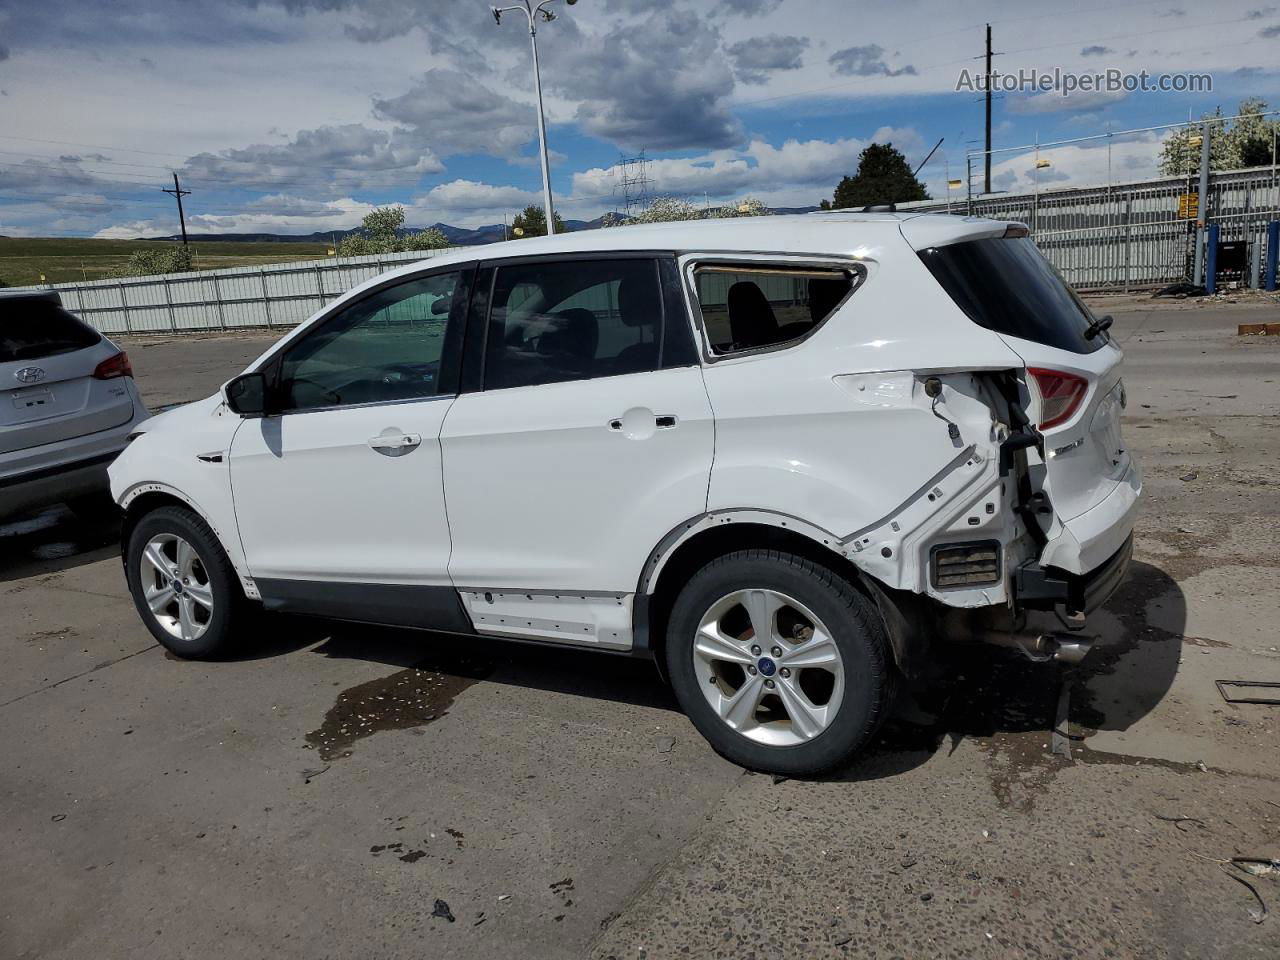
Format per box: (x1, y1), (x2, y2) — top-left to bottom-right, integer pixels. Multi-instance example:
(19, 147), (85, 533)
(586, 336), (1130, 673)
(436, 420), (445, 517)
(757, 657), (777, 677)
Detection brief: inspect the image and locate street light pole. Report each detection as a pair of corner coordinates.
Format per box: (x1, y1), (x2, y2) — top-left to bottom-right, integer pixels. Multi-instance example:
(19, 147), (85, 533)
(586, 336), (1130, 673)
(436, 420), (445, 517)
(493, 0), (574, 236)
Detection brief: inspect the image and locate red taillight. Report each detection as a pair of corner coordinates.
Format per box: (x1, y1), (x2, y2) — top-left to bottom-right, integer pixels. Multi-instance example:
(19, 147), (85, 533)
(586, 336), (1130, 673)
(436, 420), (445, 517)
(1028, 367), (1088, 429)
(92, 350), (133, 380)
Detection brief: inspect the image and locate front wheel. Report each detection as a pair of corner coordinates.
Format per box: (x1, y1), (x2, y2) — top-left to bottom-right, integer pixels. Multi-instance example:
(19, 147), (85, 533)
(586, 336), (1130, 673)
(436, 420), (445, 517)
(125, 505), (247, 659)
(665, 549), (897, 776)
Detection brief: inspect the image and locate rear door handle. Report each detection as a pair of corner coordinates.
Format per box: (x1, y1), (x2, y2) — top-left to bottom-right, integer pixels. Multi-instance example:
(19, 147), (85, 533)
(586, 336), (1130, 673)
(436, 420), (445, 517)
(368, 432), (422, 456)
(608, 414), (678, 431)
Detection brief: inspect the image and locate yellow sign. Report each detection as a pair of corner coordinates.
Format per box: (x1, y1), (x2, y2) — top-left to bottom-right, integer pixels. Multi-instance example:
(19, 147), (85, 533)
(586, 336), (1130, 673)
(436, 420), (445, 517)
(1178, 192), (1198, 220)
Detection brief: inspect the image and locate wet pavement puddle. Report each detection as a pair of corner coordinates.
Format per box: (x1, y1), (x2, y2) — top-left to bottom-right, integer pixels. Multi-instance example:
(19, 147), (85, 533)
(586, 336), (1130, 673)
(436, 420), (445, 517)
(305, 652), (494, 761)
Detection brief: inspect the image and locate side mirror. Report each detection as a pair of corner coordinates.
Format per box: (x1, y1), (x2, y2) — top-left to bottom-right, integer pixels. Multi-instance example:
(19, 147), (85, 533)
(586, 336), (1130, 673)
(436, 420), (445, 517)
(430, 297), (450, 315)
(224, 372), (268, 417)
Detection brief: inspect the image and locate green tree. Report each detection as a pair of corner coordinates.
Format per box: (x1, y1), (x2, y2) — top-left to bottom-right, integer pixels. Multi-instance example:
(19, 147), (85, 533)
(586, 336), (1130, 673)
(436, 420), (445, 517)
(113, 245), (193, 277)
(1158, 99), (1280, 175)
(828, 143), (929, 209)
(602, 196), (769, 227)
(509, 204), (566, 238)
(337, 205), (448, 255)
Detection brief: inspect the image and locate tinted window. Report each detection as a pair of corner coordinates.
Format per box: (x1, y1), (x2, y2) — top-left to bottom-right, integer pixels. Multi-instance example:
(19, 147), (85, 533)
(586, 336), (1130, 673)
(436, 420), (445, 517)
(484, 259), (662, 390)
(693, 266), (855, 354)
(0, 298), (100, 363)
(278, 271), (462, 411)
(919, 237), (1102, 354)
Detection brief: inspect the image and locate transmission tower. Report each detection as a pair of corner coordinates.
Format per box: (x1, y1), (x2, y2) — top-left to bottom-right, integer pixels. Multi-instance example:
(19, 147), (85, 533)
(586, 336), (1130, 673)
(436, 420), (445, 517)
(616, 151), (653, 215)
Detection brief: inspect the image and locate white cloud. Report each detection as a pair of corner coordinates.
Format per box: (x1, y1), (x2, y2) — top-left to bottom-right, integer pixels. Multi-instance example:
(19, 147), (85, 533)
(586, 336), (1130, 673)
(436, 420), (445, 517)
(572, 129), (923, 204)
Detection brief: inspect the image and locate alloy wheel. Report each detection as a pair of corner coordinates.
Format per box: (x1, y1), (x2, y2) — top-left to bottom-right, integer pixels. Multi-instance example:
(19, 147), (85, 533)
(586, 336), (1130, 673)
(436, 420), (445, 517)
(692, 588), (845, 747)
(139, 533), (215, 643)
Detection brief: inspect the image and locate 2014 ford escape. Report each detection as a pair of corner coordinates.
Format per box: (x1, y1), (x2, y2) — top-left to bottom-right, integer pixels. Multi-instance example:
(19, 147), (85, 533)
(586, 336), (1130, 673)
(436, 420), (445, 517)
(108, 212), (1140, 775)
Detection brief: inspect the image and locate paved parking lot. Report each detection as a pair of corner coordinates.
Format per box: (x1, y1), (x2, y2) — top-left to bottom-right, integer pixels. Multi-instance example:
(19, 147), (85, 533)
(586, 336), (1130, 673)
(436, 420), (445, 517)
(4, 300), (1280, 959)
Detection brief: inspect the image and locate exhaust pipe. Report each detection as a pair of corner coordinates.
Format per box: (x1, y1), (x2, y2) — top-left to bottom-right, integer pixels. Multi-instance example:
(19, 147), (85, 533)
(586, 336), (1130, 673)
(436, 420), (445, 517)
(938, 608), (1096, 664)
(988, 631), (1094, 664)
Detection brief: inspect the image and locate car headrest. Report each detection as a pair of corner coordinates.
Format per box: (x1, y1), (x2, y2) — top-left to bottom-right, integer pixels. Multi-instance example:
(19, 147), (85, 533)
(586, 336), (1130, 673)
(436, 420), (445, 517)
(539, 308), (598, 360)
(618, 276), (660, 328)
(727, 281), (779, 349)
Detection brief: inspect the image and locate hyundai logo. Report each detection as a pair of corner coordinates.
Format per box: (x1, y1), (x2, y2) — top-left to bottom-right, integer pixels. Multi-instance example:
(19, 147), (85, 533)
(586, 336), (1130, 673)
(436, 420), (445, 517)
(15, 367), (46, 384)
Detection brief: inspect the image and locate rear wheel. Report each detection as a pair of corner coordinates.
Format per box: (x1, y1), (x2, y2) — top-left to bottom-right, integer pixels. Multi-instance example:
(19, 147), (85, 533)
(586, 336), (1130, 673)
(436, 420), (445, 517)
(665, 549), (896, 776)
(126, 505), (246, 659)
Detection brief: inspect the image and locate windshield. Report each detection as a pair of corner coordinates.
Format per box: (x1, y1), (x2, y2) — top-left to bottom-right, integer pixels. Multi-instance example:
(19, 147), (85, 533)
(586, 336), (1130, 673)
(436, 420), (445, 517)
(918, 236), (1103, 354)
(1, 299), (101, 363)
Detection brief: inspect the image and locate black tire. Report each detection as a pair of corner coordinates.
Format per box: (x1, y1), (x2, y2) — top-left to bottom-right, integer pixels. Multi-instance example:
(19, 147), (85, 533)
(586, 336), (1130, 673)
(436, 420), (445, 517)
(125, 504), (247, 660)
(665, 549), (897, 777)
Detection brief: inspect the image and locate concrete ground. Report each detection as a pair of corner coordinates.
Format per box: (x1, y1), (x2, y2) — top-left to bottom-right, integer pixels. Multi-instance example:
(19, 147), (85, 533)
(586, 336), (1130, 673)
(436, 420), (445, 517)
(3, 302), (1279, 959)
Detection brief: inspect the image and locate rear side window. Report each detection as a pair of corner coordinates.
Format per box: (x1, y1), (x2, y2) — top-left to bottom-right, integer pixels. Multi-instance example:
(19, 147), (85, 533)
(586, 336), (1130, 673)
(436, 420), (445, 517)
(918, 237), (1102, 354)
(692, 265), (857, 355)
(0, 299), (100, 363)
(483, 259), (663, 390)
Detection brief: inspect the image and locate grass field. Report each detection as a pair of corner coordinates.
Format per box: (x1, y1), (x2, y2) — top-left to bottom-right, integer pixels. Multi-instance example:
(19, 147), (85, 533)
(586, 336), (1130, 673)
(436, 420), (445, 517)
(0, 237), (331, 287)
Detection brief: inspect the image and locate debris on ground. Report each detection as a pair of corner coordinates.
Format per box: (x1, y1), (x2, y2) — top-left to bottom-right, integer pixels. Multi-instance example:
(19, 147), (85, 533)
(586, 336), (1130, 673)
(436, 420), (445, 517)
(1215, 680), (1280, 705)
(655, 736), (675, 754)
(301, 765), (330, 783)
(1180, 472), (1199, 482)
(432, 899), (456, 923)
(1233, 858), (1280, 878)
(1051, 682), (1072, 761)
(1221, 868), (1268, 924)
(1153, 812), (1206, 832)
(497, 894), (511, 902)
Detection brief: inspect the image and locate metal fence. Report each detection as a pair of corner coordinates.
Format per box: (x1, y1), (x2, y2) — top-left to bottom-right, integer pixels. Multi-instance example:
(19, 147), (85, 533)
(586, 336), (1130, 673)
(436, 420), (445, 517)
(900, 166), (1280, 292)
(12, 167), (1280, 329)
(10, 247), (456, 335)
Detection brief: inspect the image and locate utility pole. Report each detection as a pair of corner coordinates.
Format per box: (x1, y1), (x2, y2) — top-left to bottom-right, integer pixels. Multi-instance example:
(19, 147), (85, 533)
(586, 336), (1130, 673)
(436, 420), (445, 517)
(984, 23), (993, 195)
(162, 173), (191, 246)
(1193, 121), (1211, 287)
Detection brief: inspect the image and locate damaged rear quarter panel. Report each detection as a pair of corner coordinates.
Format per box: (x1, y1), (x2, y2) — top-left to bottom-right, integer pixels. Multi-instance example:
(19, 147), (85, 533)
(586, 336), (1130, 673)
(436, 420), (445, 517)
(694, 243), (1026, 604)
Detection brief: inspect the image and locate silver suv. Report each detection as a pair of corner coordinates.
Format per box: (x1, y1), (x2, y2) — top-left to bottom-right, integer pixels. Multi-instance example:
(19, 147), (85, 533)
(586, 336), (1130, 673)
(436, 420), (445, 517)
(1, 290), (149, 519)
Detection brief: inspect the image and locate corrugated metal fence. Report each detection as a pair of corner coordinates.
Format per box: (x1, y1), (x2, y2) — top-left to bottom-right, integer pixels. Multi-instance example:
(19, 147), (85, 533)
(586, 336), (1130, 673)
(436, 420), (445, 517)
(13, 166), (1280, 331)
(11, 247), (456, 335)
(900, 166), (1280, 292)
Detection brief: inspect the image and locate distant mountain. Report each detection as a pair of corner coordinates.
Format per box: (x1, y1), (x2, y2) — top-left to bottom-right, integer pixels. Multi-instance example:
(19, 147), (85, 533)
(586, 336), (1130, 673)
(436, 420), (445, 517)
(148, 207), (820, 247)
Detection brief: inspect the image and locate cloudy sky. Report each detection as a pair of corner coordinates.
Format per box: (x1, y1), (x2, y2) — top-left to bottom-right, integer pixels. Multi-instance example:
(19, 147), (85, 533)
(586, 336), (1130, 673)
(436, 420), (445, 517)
(0, 0), (1277, 237)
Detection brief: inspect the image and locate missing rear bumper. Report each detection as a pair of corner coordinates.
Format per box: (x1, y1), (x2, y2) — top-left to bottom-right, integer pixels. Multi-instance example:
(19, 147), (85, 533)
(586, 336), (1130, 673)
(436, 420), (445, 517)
(1014, 533), (1134, 616)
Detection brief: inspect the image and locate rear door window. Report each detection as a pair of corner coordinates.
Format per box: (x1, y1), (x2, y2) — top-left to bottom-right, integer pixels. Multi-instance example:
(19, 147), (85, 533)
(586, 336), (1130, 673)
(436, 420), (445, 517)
(483, 258), (664, 390)
(692, 265), (858, 355)
(0, 298), (101, 362)
(918, 237), (1103, 354)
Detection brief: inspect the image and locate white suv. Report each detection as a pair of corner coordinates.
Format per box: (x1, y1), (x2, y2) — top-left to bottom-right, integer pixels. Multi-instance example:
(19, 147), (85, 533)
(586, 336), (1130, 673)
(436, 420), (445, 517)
(109, 212), (1140, 775)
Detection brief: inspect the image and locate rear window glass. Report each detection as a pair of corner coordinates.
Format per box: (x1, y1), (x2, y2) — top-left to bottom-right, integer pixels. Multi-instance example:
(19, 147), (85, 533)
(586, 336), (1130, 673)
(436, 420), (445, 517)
(1, 299), (101, 363)
(918, 237), (1102, 354)
(693, 265), (857, 355)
